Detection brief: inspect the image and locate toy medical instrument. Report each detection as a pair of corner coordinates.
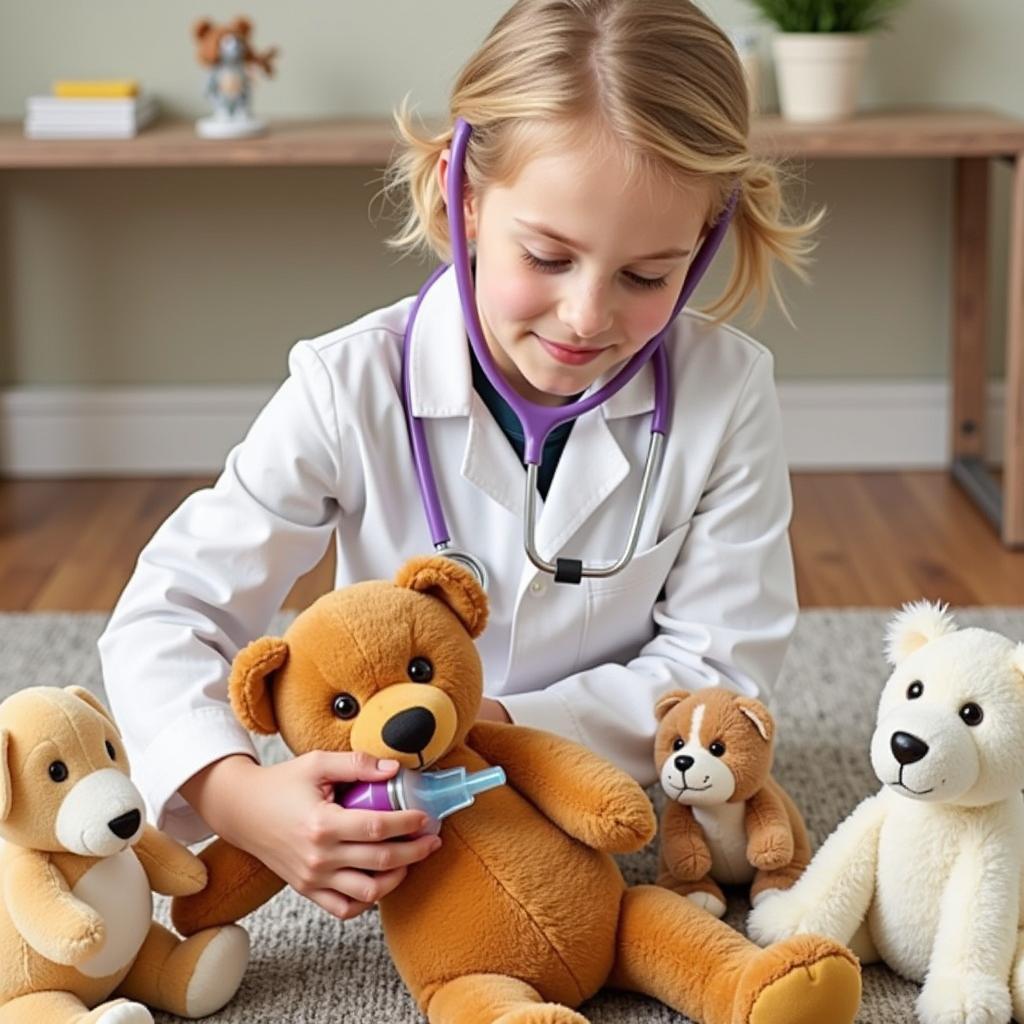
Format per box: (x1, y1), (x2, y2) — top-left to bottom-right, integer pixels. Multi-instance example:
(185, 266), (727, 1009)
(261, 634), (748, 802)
(337, 765), (507, 835)
(402, 118), (738, 590)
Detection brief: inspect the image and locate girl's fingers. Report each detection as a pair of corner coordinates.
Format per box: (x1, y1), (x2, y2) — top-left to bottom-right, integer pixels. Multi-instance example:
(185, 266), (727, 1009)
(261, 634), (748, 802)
(328, 866), (408, 905)
(302, 749), (401, 785)
(309, 889), (373, 922)
(331, 808), (429, 842)
(339, 834), (442, 872)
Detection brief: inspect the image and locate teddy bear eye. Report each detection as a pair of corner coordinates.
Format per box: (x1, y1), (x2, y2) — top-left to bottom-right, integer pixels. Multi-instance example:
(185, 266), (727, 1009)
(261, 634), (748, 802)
(407, 657), (434, 683)
(959, 702), (984, 727)
(907, 681), (924, 699)
(709, 741), (726, 757)
(105, 740), (116, 760)
(48, 760), (69, 783)
(672, 737), (684, 751)
(331, 693), (360, 720)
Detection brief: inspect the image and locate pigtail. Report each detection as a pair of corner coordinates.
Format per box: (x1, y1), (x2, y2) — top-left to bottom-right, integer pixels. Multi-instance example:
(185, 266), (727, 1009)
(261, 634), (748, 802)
(383, 98), (454, 264)
(703, 160), (824, 327)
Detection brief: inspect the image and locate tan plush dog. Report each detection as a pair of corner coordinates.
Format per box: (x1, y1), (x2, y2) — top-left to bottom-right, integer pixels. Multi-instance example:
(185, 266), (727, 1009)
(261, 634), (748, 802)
(171, 556), (860, 1024)
(654, 689), (810, 918)
(0, 686), (249, 1024)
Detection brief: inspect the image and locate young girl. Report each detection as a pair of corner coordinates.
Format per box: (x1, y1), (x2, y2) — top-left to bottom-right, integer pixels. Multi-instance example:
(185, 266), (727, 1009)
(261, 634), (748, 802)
(99, 0), (817, 927)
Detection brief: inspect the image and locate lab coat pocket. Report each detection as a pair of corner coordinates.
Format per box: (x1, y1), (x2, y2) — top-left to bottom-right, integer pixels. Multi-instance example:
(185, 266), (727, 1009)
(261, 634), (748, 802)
(578, 524), (689, 669)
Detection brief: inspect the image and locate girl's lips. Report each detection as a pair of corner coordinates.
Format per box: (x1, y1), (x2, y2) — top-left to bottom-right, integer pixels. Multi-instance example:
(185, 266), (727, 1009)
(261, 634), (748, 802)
(534, 334), (605, 366)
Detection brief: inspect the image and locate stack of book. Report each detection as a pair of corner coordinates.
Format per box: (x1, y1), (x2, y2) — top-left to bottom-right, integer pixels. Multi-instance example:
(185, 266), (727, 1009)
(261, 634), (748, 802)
(24, 80), (159, 139)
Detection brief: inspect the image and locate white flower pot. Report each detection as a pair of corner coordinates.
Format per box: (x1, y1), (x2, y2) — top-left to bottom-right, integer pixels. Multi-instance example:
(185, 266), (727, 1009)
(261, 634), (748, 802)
(772, 33), (870, 122)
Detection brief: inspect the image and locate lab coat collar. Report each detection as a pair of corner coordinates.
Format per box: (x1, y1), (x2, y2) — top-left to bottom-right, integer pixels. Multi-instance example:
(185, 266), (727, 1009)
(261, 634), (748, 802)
(404, 264), (644, 561)
(405, 264), (656, 422)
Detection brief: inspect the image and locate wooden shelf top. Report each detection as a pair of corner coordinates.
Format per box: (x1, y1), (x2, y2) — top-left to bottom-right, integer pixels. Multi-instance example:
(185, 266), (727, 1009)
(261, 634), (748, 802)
(2, 107), (1023, 169)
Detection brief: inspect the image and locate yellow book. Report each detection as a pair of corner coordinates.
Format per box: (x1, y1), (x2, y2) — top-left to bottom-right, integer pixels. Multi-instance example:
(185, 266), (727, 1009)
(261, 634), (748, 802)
(53, 79), (139, 99)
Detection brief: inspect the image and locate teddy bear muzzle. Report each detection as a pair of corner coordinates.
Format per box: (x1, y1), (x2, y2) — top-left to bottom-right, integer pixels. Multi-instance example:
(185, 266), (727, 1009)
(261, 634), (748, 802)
(348, 682), (459, 769)
(54, 767), (146, 856)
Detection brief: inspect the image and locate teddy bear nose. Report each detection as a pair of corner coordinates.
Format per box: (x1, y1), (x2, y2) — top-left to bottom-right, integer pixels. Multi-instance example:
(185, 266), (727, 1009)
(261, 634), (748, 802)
(673, 755), (695, 773)
(890, 731), (929, 766)
(382, 707), (437, 754)
(108, 809), (141, 840)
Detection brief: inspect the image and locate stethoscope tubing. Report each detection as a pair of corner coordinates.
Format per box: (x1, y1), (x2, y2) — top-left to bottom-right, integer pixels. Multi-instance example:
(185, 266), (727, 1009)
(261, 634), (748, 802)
(403, 118), (738, 587)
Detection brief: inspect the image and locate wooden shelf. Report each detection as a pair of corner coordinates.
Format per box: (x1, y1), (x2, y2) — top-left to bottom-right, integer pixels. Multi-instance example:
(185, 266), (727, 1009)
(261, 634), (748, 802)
(2, 107), (1023, 169)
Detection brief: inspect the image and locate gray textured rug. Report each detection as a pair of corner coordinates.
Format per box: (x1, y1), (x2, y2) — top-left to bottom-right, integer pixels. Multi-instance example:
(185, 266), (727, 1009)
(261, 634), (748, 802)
(4, 608), (1024, 1023)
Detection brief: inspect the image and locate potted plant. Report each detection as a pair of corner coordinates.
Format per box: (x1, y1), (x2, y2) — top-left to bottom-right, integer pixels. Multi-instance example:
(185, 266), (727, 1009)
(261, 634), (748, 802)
(747, 0), (907, 122)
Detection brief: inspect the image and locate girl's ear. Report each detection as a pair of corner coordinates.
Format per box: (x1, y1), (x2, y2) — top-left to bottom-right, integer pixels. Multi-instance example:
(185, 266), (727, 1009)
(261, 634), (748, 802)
(884, 601), (958, 666)
(436, 148), (478, 240)
(229, 637), (288, 735)
(395, 556), (488, 638)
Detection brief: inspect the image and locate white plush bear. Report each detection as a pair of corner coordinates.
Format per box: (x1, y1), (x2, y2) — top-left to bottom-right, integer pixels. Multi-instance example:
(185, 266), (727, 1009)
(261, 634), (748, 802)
(747, 601), (1024, 1024)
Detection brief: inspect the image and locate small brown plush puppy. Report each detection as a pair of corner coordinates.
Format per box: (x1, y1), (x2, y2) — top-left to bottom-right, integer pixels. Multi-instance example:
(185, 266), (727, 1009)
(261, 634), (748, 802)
(654, 689), (810, 918)
(0, 687), (249, 1024)
(172, 556), (860, 1024)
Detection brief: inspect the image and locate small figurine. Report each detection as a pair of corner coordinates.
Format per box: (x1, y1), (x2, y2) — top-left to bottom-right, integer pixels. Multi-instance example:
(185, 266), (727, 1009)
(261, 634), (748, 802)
(192, 17), (278, 139)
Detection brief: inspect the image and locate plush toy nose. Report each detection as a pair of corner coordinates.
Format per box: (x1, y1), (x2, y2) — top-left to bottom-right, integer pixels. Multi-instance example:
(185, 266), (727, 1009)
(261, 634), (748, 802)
(383, 707), (437, 754)
(108, 809), (141, 840)
(673, 754), (695, 773)
(891, 731), (929, 766)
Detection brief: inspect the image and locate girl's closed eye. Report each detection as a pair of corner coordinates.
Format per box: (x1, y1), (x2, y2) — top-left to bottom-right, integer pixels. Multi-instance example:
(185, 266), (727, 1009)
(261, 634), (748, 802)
(519, 249), (670, 290)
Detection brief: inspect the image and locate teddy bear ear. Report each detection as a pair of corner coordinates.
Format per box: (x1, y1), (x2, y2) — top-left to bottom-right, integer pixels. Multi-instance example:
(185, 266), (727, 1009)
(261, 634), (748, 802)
(884, 600), (958, 666)
(394, 556), (489, 639)
(0, 729), (10, 822)
(64, 686), (118, 731)
(193, 18), (213, 40)
(654, 689), (691, 722)
(229, 637), (288, 735)
(1013, 643), (1024, 682)
(736, 698), (774, 743)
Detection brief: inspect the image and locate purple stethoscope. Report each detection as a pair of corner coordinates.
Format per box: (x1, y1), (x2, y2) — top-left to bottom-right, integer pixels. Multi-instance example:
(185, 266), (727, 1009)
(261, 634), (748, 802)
(401, 118), (738, 590)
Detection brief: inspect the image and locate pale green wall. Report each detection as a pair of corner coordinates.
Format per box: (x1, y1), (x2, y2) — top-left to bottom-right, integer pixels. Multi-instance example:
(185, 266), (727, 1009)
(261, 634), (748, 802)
(0, 0), (1020, 386)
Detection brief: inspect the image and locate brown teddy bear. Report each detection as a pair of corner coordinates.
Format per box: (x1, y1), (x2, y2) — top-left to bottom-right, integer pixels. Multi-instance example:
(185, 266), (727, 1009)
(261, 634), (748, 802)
(654, 689), (810, 918)
(193, 18), (278, 77)
(171, 556), (860, 1024)
(0, 686), (249, 1024)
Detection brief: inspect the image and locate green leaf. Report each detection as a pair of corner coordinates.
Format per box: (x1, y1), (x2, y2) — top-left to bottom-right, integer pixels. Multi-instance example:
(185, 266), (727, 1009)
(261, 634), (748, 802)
(746, 0), (908, 33)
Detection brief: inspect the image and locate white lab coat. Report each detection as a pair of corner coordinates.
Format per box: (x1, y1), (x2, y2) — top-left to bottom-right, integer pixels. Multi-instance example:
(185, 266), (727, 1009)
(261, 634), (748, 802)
(98, 265), (797, 843)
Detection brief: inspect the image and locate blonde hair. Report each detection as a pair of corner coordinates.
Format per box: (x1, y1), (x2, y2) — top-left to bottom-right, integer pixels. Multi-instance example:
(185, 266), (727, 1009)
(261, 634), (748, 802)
(385, 0), (821, 324)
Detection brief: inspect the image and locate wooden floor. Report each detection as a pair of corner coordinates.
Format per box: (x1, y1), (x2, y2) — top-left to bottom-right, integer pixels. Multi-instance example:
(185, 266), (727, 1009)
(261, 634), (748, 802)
(0, 472), (1020, 611)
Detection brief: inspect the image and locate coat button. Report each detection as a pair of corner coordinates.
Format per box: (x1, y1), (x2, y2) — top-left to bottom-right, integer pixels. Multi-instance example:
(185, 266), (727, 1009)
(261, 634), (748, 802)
(530, 579), (546, 595)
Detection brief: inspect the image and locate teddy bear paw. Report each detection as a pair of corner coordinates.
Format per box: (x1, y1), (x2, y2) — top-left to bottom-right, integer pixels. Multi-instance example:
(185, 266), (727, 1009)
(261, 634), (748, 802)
(686, 890), (726, 919)
(184, 924), (251, 1017)
(94, 1001), (155, 1024)
(745, 890), (811, 946)
(494, 1005), (589, 1023)
(917, 971), (1011, 1024)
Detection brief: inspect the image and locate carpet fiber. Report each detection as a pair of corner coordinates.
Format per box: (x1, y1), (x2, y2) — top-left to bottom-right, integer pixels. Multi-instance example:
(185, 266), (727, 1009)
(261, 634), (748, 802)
(4, 607), (1023, 1023)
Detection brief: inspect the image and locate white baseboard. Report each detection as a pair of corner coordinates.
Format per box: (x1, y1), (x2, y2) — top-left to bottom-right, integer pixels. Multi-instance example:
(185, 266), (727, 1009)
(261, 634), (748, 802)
(0, 380), (1005, 476)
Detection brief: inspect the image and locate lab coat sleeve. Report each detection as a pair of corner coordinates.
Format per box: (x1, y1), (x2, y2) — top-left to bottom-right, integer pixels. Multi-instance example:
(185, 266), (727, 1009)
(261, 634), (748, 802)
(97, 341), (344, 843)
(500, 351), (797, 788)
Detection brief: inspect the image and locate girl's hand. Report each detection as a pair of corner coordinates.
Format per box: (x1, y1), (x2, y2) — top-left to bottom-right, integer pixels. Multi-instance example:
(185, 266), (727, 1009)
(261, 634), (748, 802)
(181, 752), (441, 921)
(477, 697), (511, 724)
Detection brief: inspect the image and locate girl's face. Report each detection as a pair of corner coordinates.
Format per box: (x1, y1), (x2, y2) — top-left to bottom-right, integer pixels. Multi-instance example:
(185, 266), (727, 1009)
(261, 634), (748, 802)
(439, 132), (715, 407)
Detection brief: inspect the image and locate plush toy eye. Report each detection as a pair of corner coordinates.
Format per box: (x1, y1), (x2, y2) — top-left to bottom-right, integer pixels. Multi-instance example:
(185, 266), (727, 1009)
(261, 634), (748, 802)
(48, 760), (69, 783)
(959, 702), (984, 726)
(709, 741), (726, 757)
(407, 657), (434, 683)
(906, 680), (924, 699)
(672, 737), (684, 751)
(105, 740), (116, 760)
(331, 693), (360, 720)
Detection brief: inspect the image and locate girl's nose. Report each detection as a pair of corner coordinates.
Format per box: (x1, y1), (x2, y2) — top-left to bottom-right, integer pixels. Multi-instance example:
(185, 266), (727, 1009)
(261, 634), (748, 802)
(560, 282), (613, 340)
